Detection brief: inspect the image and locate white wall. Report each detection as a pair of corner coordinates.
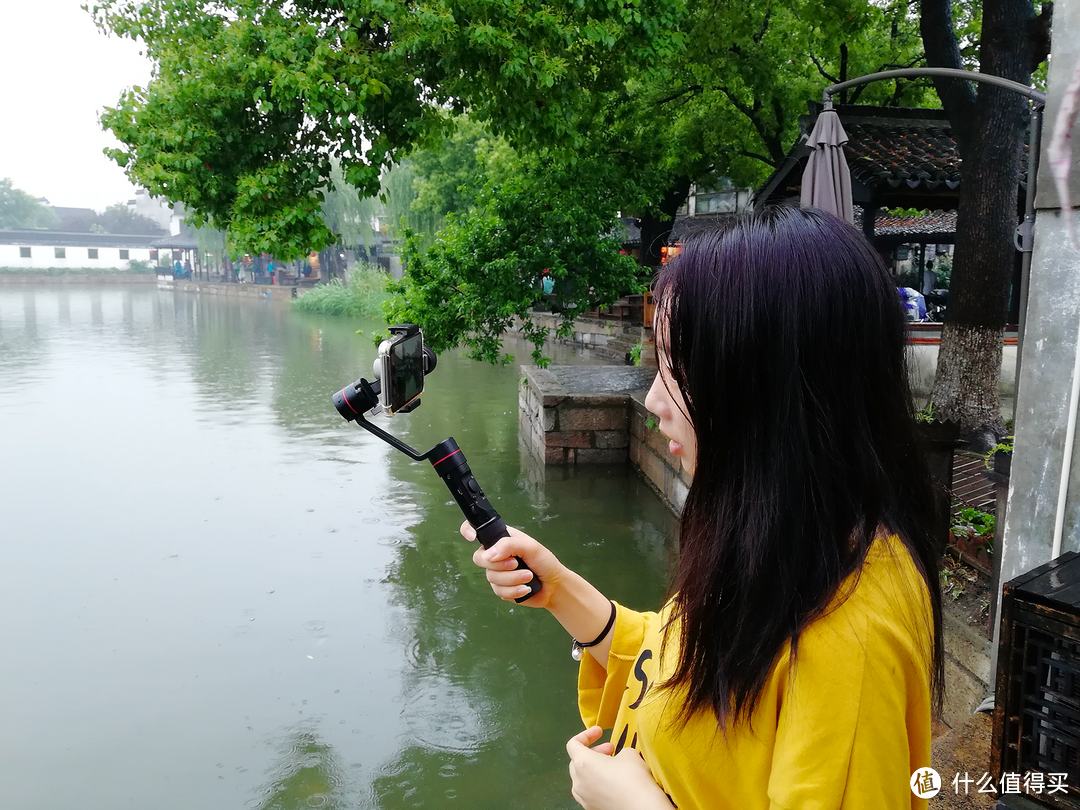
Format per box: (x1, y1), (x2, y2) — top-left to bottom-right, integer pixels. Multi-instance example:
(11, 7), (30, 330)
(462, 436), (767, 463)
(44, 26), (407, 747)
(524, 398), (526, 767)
(0, 244), (154, 271)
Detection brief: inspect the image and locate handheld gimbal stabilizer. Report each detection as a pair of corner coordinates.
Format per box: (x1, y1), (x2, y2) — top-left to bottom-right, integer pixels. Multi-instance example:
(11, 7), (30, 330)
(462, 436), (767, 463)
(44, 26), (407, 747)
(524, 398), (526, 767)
(332, 325), (541, 603)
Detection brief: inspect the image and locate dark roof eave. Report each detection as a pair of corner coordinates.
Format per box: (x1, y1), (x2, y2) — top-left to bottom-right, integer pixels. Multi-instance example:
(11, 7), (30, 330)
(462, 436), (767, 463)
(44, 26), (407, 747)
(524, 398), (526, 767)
(0, 230), (163, 247)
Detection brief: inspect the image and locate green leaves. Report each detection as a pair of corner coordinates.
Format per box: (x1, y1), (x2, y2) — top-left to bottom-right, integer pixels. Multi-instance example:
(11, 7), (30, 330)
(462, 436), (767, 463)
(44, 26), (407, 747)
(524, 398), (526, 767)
(88, 0), (941, 363)
(89, 0), (685, 259)
(384, 157), (645, 365)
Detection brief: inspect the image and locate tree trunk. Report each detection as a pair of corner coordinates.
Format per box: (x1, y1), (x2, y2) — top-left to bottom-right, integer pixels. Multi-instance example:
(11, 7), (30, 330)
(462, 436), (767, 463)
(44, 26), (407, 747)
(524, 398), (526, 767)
(922, 0), (1035, 444)
(638, 176), (692, 268)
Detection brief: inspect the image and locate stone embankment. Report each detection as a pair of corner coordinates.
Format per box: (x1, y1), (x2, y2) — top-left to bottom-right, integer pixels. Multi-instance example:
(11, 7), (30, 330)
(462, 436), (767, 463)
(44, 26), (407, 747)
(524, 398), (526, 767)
(160, 278), (297, 302)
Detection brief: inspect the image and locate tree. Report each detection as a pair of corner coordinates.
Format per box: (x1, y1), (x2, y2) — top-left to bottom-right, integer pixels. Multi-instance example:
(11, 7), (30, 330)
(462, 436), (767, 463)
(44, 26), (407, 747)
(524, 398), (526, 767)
(0, 179), (59, 229)
(408, 116), (518, 231)
(97, 202), (166, 234)
(921, 0), (1053, 441)
(590, 0), (935, 264)
(91, 0), (938, 363)
(89, 0), (683, 259)
(319, 160), (381, 253)
(385, 155), (650, 365)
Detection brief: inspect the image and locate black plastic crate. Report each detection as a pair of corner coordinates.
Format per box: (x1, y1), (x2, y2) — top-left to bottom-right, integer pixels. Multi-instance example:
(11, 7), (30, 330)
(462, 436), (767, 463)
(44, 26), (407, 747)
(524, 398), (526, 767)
(994, 552), (1080, 808)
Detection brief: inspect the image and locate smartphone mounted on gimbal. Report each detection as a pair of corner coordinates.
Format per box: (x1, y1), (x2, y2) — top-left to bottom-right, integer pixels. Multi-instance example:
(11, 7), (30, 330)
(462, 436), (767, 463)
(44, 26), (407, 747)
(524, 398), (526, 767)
(376, 324), (427, 414)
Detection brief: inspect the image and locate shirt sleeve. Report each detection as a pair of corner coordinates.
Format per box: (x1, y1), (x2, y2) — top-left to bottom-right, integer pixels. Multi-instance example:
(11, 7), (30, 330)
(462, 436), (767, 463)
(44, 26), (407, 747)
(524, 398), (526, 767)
(577, 602), (658, 729)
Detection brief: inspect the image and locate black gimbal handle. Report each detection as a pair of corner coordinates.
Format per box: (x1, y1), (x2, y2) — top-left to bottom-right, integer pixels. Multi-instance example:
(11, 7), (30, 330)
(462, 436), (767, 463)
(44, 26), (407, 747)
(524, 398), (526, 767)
(427, 438), (541, 604)
(333, 380), (540, 603)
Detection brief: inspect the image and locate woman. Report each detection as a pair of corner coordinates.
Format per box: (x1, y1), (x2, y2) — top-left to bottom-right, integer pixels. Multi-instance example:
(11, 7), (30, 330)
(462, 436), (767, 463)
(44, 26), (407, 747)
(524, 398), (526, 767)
(463, 206), (943, 809)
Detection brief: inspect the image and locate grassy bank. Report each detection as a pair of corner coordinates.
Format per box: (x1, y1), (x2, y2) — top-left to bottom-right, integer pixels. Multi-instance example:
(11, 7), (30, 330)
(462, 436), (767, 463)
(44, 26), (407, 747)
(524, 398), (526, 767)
(291, 266), (392, 317)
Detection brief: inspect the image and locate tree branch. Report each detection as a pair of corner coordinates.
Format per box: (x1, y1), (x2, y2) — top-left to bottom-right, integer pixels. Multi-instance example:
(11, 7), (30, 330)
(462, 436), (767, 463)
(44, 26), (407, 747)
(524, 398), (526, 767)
(738, 149), (774, 166)
(718, 86), (755, 121)
(1028, 2), (1053, 71)
(808, 50), (840, 85)
(752, 11), (771, 45)
(654, 85), (704, 106)
(848, 55), (927, 104)
(718, 87), (785, 164)
(919, 0), (976, 154)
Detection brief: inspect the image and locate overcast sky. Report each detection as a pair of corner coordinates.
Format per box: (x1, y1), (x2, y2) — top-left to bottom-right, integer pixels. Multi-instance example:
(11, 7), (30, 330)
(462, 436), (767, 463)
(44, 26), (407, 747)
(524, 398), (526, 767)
(1, 0), (153, 211)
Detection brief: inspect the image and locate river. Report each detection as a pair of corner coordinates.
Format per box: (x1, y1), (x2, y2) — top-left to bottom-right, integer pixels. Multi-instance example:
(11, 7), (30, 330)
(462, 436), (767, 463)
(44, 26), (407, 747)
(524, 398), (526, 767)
(0, 284), (674, 810)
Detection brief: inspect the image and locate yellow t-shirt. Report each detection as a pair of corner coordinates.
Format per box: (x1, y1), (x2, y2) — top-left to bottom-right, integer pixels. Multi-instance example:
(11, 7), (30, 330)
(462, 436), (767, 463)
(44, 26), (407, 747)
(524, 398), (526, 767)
(578, 536), (933, 810)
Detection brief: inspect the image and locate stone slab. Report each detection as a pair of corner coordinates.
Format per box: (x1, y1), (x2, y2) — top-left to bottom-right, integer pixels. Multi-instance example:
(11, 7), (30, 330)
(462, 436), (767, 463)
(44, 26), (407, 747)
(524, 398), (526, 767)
(549, 365), (655, 394)
(576, 448), (628, 464)
(594, 430), (630, 450)
(558, 405), (629, 432)
(547, 431), (592, 448)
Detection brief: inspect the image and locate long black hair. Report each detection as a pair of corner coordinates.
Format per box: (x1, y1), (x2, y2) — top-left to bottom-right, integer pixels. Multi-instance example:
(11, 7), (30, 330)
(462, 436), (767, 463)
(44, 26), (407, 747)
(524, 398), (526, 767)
(655, 206), (943, 726)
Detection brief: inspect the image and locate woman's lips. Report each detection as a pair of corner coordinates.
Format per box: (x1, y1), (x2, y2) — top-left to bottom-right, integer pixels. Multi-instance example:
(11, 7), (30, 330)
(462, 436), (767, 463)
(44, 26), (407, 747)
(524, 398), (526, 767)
(668, 439), (683, 456)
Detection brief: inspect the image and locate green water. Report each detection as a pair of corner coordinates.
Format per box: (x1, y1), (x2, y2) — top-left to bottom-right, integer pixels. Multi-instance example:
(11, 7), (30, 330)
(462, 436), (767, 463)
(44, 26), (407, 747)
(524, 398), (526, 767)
(0, 285), (674, 810)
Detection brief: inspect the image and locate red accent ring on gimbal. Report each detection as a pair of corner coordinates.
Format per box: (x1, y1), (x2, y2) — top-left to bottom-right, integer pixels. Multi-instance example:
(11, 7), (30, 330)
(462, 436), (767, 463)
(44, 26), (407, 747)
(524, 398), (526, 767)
(431, 448), (462, 467)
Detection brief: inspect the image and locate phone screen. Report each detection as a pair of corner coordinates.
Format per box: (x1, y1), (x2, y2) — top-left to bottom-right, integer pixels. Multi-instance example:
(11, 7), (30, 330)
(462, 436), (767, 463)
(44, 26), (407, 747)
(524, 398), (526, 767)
(385, 331), (424, 412)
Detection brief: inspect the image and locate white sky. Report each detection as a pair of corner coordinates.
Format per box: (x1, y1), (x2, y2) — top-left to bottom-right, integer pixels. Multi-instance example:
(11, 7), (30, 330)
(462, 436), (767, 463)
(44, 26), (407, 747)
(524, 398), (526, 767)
(0, 0), (153, 212)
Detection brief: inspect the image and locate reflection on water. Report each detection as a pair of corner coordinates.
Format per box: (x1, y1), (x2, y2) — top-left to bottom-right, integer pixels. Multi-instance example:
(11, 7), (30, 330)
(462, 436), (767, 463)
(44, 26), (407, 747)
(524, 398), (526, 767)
(256, 731), (346, 810)
(0, 285), (674, 810)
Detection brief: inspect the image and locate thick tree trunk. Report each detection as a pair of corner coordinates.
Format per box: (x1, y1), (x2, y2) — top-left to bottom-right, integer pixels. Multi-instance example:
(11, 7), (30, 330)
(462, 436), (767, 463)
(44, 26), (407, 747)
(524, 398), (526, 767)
(638, 176), (692, 268)
(921, 0), (1035, 444)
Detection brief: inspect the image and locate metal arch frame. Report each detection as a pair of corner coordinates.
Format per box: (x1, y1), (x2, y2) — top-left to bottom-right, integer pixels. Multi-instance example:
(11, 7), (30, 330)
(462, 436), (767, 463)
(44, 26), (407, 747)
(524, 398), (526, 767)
(821, 67), (1045, 107)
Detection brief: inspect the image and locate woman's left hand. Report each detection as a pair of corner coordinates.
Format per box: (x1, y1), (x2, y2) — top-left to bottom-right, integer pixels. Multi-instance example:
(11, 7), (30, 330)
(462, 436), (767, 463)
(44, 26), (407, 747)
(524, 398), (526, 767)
(565, 727), (672, 810)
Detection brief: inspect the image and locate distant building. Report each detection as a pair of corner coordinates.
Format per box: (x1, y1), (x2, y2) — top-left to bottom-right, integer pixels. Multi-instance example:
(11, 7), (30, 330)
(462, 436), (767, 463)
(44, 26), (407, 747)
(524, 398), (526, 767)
(0, 230), (161, 271)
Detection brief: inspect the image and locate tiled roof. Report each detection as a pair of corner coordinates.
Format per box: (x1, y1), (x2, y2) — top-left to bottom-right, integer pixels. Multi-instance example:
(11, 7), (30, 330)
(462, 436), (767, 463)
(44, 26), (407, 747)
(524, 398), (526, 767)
(854, 208), (957, 239)
(152, 235), (199, 250)
(0, 230), (162, 248)
(613, 216), (641, 246)
(843, 111), (962, 192)
(755, 104), (1029, 206)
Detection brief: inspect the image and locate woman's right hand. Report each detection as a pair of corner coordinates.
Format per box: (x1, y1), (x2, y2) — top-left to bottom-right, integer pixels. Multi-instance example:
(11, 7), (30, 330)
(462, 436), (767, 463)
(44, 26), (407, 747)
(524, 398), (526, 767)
(460, 521), (566, 609)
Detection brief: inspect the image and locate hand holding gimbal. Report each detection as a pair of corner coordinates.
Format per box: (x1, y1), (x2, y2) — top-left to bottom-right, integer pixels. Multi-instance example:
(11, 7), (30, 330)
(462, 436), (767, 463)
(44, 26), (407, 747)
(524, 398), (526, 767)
(333, 324), (541, 603)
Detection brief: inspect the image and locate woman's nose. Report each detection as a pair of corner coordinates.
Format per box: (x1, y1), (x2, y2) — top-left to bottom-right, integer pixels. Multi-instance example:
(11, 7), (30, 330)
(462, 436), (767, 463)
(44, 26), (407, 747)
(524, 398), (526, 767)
(644, 371), (667, 416)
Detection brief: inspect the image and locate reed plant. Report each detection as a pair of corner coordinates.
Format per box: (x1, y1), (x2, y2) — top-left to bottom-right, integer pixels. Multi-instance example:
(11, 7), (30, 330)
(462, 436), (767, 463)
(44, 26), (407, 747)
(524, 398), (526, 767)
(291, 264), (392, 317)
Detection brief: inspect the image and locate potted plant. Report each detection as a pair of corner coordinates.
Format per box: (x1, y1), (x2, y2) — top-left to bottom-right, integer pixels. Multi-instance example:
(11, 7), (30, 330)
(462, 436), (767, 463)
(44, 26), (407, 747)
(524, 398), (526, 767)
(950, 506), (994, 575)
(984, 437), (1013, 478)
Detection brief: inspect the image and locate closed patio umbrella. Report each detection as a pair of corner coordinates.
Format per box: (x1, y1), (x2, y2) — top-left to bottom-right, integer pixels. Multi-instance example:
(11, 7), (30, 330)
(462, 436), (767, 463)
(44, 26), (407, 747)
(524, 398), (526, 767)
(800, 107), (854, 224)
